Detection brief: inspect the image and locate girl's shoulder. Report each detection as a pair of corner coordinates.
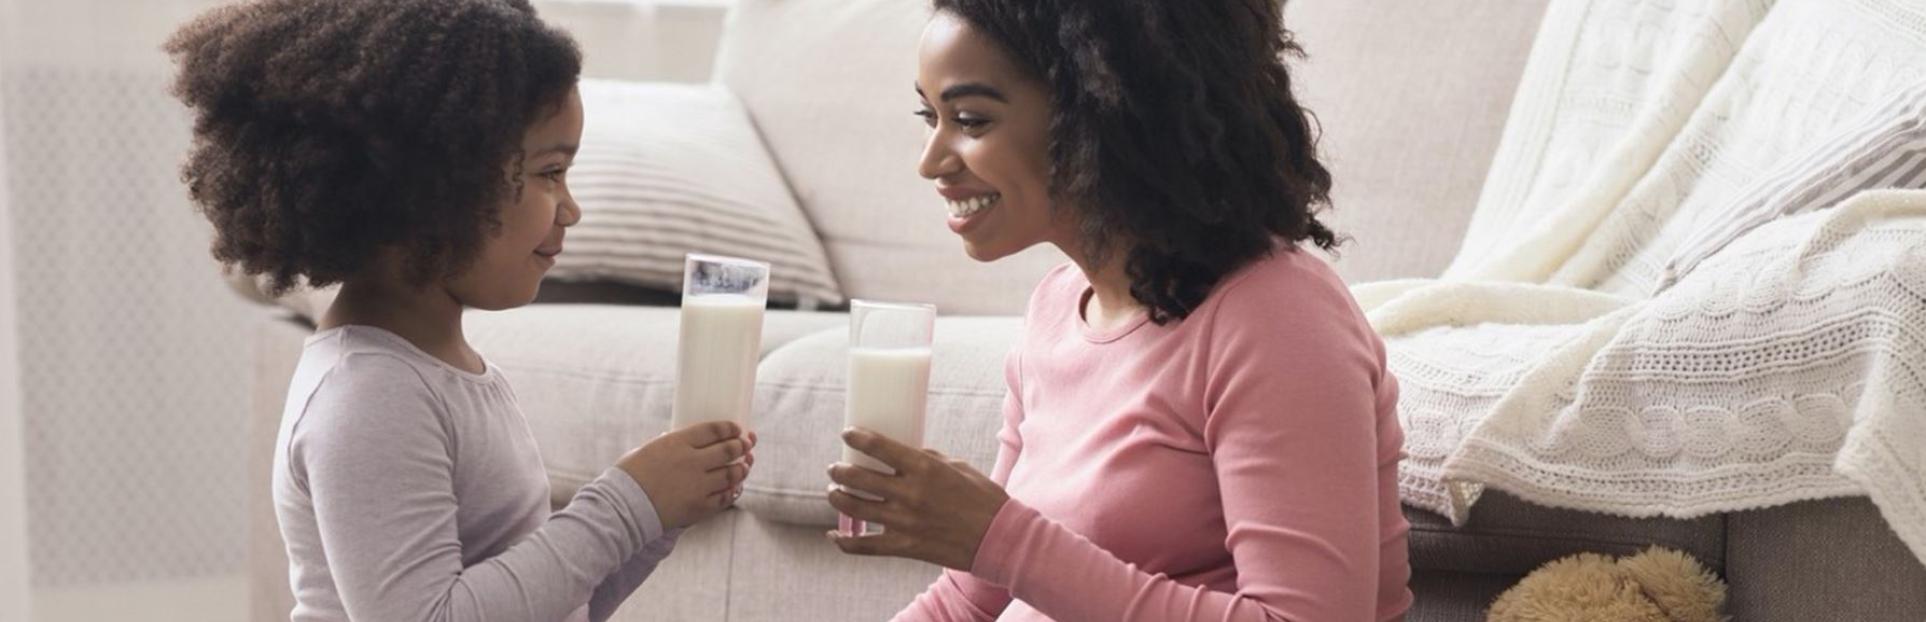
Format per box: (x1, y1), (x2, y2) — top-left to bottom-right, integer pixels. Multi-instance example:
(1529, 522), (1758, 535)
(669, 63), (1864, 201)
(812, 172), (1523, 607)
(296, 328), (444, 410)
(283, 328), (481, 461)
(307, 325), (497, 383)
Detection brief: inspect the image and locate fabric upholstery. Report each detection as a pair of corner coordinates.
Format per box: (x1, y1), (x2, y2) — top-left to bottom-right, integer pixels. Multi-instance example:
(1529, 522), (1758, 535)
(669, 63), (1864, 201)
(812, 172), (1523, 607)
(1725, 497), (1926, 622)
(1285, 1), (1550, 283)
(723, 515), (943, 622)
(462, 304), (845, 498)
(558, 80), (844, 306)
(1405, 491), (1723, 577)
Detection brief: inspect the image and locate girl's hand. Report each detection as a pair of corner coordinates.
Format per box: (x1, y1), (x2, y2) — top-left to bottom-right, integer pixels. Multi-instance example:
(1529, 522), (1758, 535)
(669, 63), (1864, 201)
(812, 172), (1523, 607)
(617, 422), (756, 529)
(825, 428), (1009, 571)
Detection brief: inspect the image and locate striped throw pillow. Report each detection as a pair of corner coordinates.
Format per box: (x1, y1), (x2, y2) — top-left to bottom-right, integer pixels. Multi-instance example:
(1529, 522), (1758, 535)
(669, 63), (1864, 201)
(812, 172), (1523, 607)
(554, 79), (843, 306)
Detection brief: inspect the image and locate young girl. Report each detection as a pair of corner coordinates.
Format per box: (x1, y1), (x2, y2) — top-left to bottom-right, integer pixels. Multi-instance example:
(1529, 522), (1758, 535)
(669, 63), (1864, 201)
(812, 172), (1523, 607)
(825, 0), (1412, 620)
(167, 1), (752, 620)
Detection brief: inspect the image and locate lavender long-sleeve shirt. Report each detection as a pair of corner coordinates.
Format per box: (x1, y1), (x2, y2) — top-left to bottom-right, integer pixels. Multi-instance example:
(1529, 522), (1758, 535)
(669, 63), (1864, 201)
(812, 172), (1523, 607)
(273, 325), (676, 622)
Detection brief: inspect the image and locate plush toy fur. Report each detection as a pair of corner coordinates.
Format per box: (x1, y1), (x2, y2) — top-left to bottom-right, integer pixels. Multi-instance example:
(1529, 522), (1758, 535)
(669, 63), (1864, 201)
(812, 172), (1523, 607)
(1487, 547), (1727, 622)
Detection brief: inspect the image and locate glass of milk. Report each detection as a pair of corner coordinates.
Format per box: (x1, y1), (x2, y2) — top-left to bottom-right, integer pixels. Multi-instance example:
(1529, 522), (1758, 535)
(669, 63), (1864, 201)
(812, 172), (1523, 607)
(839, 299), (936, 537)
(670, 253), (770, 431)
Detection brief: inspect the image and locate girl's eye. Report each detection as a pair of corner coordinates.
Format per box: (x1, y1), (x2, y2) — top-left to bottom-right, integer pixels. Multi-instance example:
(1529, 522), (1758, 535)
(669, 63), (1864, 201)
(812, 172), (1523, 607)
(955, 115), (989, 130)
(914, 108), (937, 128)
(541, 169), (566, 182)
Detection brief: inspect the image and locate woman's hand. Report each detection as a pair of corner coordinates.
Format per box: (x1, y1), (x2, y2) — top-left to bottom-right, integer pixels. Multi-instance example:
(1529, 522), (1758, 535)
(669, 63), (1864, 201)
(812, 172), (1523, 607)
(825, 428), (1010, 571)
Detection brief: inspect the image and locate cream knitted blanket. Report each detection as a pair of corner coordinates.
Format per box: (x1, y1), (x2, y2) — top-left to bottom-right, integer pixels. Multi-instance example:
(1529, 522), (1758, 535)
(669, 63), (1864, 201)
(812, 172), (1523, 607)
(1369, 0), (1926, 563)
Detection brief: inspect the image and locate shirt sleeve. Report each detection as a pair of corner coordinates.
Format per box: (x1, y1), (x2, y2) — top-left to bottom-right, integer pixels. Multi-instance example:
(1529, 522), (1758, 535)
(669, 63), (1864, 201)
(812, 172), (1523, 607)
(292, 353), (667, 622)
(962, 270), (1391, 621)
(891, 349), (1026, 622)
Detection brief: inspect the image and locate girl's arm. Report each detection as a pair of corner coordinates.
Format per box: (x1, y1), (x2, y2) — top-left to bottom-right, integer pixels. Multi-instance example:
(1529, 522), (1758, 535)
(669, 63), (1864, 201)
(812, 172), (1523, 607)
(294, 353), (666, 621)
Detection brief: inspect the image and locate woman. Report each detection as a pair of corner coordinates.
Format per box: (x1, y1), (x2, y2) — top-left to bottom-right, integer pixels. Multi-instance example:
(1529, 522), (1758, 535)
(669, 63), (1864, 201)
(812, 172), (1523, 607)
(825, 1), (1411, 620)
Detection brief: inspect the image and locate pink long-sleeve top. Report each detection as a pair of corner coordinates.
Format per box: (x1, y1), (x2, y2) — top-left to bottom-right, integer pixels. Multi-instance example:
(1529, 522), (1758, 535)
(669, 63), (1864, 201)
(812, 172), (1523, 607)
(897, 245), (1412, 622)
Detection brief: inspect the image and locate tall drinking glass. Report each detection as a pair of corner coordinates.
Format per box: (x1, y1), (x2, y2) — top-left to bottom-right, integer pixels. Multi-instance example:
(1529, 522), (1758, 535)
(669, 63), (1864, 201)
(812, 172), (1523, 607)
(839, 300), (936, 536)
(671, 254), (770, 430)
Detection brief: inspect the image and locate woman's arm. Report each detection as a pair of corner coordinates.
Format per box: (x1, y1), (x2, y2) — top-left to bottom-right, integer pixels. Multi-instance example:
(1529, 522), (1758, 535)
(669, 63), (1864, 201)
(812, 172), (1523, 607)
(885, 351), (1028, 622)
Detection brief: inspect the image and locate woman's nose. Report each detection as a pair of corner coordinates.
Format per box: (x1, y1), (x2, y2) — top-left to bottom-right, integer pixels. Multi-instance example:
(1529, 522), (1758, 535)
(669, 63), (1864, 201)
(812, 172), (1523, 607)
(918, 133), (963, 180)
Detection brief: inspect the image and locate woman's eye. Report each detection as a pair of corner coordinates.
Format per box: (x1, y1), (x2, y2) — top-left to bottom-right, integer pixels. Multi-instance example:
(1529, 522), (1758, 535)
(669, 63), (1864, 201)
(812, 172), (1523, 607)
(541, 169), (566, 182)
(914, 107), (989, 132)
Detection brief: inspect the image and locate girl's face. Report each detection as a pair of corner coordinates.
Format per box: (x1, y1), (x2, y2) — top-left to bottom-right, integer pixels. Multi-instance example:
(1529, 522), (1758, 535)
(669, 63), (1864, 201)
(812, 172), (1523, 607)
(448, 86), (585, 310)
(916, 12), (1074, 262)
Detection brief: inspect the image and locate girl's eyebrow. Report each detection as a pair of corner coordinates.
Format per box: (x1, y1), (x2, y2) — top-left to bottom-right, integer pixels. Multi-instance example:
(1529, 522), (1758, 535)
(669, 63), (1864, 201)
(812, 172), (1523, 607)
(531, 143), (578, 158)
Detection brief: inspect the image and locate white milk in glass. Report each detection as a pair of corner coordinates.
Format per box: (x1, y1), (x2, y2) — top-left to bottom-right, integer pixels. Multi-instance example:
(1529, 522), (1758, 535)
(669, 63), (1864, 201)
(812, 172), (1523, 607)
(671, 293), (766, 429)
(842, 346), (933, 474)
(838, 300), (935, 536)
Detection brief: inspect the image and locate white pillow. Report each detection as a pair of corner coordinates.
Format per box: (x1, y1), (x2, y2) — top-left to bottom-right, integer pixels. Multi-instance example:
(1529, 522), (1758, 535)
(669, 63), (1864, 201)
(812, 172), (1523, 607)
(556, 79), (843, 306)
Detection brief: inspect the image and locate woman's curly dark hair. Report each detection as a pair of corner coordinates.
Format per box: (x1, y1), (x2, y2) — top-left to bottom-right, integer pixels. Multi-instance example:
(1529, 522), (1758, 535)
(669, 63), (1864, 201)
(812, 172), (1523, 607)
(166, 0), (582, 295)
(933, 0), (1339, 323)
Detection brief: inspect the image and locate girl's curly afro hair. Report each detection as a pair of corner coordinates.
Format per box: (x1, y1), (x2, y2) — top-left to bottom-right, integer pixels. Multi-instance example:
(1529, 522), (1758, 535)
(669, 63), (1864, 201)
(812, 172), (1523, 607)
(166, 0), (582, 294)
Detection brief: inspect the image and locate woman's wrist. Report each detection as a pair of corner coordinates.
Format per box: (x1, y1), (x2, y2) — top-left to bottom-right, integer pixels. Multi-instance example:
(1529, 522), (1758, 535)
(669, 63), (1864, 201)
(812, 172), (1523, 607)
(967, 496), (1034, 585)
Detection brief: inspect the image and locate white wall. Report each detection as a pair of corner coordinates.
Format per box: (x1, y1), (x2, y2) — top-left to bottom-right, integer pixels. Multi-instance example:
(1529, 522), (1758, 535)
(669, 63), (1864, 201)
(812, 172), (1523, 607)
(1, 0), (38, 616)
(4, 0), (257, 592)
(532, 0), (730, 83)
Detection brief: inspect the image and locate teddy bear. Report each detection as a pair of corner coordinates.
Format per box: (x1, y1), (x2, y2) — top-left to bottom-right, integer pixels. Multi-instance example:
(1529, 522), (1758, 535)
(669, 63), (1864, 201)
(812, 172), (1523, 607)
(1486, 546), (1728, 622)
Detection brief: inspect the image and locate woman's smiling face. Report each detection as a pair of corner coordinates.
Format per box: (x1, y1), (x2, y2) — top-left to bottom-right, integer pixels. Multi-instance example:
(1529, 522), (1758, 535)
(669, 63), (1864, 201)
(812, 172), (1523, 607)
(916, 11), (1075, 263)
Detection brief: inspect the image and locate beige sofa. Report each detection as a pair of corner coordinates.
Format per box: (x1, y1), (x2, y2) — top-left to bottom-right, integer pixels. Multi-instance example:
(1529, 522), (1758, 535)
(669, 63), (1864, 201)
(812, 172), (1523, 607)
(242, 1), (1926, 620)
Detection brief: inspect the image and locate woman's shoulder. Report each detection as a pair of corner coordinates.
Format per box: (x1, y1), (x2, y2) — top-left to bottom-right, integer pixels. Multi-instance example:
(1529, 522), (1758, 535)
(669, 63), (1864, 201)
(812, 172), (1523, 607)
(1203, 244), (1357, 323)
(1194, 245), (1387, 391)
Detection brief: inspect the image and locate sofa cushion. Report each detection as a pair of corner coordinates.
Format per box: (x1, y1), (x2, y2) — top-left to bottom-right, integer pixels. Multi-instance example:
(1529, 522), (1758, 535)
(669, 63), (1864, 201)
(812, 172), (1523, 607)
(726, 513), (943, 621)
(553, 79), (844, 307)
(714, 0), (1065, 315)
(1404, 490), (1725, 577)
(1724, 497), (1926, 622)
(463, 304), (845, 499)
(741, 316), (1022, 526)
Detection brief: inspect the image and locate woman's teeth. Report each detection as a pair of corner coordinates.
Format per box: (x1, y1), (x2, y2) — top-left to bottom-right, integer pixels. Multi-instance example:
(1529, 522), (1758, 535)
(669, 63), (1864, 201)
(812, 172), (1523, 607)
(946, 193), (1001, 219)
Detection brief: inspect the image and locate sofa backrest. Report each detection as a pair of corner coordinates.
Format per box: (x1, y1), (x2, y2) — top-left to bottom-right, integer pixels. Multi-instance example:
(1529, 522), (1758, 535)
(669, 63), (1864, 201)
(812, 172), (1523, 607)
(1286, 1), (1549, 282)
(714, 1), (1549, 315)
